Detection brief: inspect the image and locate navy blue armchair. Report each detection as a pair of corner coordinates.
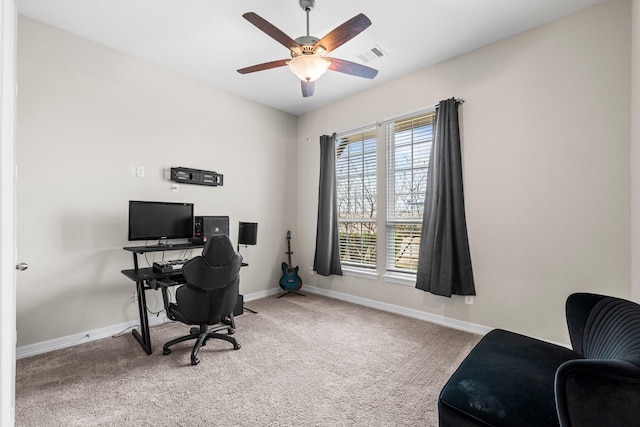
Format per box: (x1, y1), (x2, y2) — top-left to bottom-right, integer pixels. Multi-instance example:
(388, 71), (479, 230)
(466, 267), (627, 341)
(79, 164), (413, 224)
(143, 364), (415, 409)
(438, 293), (640, 427)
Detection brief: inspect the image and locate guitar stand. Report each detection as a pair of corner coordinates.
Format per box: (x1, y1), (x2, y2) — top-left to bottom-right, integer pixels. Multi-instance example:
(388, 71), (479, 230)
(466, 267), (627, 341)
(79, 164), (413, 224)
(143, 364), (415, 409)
(277, 290), (306, 298)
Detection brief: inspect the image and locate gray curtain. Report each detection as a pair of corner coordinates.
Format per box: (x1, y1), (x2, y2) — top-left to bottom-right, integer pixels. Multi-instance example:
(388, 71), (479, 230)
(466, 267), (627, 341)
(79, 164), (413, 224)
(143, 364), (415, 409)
(416, 98), (475, 297)
(314, 133), (343, 276)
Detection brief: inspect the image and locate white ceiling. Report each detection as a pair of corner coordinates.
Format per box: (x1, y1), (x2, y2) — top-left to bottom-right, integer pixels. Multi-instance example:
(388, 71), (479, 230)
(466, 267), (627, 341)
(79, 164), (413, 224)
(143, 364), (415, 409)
(16, 0), (605, 116)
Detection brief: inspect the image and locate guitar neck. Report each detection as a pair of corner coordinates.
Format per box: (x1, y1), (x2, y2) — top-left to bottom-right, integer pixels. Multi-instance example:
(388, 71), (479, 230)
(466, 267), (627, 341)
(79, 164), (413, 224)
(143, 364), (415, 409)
(286, 238), (293, 266)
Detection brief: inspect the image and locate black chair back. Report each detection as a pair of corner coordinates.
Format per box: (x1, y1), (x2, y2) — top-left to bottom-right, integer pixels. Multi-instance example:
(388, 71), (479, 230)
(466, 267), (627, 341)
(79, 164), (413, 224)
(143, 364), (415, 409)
(174, 235), (242, 325)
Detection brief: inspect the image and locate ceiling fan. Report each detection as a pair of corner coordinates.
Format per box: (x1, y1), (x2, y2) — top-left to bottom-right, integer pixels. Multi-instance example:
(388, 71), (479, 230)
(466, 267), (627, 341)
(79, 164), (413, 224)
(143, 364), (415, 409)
(237, 0), (378, 98)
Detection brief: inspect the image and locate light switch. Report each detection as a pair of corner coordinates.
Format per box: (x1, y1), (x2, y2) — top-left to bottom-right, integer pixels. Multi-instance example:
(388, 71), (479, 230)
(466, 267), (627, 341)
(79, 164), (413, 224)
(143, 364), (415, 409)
(136, 166), (145, 177)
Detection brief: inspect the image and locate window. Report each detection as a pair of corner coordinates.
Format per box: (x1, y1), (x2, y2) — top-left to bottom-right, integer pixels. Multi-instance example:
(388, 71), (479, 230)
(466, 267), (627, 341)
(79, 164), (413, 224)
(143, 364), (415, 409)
(386, 112), (435, 274)
(336, 108), (435, 277)
(336, 128), (377, 270)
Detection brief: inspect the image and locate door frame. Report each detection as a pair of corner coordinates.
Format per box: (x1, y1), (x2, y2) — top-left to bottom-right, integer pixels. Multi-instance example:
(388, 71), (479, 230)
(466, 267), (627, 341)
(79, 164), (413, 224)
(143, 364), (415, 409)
(0, 0), (17, 425)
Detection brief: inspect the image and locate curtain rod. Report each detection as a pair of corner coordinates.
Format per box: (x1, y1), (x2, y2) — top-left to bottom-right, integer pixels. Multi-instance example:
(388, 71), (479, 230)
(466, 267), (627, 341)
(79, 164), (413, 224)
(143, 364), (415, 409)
(434, 98), (464, 109)
(336, 98), (465, 136)
(378, 98), (465, 125)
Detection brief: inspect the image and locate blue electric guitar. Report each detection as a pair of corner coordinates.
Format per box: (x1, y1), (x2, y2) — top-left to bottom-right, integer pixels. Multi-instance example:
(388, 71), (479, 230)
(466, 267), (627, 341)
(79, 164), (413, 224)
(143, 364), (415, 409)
(279, 231), (303, 293)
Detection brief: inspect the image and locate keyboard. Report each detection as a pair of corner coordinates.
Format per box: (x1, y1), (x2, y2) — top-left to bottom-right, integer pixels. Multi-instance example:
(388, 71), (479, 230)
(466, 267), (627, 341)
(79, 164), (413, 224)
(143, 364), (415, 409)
(153, 259), (190, 273)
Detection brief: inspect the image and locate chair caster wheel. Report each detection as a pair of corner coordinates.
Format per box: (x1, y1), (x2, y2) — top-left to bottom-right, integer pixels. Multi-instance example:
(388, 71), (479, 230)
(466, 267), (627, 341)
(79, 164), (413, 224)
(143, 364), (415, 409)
(191, 357), (199, 365)
(228, 329), (234, 335)
(190, 327), (199, 334)
(163, 348), (171, 355)
(233, 343), (241, 350)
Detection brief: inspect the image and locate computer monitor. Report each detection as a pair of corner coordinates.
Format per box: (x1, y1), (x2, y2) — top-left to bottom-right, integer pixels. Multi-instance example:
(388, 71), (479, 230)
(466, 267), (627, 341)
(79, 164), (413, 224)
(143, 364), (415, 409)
(128, 200), (194, 241)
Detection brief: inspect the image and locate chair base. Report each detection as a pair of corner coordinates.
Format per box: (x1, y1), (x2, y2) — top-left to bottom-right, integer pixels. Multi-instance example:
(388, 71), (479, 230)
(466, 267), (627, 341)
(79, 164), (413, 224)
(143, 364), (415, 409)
(163, 323), (240, 365)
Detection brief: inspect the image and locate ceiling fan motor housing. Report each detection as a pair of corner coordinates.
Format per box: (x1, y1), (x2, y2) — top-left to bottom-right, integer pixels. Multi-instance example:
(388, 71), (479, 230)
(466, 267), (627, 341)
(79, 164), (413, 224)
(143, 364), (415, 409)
(299, 0), (315, 12)
(292, 36), (324, 57)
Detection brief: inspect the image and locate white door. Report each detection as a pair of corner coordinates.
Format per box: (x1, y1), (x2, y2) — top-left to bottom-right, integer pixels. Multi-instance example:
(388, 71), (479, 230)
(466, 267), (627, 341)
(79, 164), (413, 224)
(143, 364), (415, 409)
(0, 0), (17, 425)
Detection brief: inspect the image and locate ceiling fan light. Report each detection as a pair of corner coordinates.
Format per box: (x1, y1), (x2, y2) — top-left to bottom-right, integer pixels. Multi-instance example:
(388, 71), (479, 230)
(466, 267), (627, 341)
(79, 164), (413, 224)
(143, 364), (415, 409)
(288, 54), (330, 82)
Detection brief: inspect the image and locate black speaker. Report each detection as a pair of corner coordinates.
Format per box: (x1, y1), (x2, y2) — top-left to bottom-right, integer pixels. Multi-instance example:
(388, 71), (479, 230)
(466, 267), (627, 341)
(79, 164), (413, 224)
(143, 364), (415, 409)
(238, 222), (258, 245)
(190, 216), (229, 244)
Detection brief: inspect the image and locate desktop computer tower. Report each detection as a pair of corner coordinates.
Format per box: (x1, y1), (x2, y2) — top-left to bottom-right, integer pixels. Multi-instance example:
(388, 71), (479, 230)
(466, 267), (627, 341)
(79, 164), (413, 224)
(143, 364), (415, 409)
(190, 216), (229, 244)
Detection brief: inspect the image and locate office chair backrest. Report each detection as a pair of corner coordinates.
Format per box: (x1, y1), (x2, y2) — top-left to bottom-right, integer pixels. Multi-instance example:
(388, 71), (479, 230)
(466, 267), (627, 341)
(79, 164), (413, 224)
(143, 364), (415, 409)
(177, 235), (242, 324)
(202, 233), (237, 266)
(183, 235), (242, 290)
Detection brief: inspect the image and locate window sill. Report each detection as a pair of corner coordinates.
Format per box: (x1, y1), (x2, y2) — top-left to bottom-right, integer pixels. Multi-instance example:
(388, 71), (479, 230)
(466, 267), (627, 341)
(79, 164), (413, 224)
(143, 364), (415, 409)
(383, 273), (416, 287)
(342, 267), (379, 281)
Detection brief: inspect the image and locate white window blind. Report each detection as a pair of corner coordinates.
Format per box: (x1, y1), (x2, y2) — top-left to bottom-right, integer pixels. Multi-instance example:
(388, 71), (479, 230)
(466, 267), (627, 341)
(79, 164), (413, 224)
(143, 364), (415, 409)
(336, 127), (377, 269)
(386, 111), (435, 273)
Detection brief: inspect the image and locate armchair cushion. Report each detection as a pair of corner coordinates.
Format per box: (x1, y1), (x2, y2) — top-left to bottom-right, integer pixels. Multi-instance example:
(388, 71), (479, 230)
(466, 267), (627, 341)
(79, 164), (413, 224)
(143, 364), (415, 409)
(439, 329), (578, 427)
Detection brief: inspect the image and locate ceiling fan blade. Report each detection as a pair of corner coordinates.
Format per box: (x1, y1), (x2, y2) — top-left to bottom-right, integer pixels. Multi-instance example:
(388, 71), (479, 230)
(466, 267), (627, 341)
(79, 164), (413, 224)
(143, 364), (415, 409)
(237, 59), (289, 74)
(243, 12), (301, 51)
(301, 80), (315, 97)
(328, 58), (378, 79)
(314, 13), (371, 53)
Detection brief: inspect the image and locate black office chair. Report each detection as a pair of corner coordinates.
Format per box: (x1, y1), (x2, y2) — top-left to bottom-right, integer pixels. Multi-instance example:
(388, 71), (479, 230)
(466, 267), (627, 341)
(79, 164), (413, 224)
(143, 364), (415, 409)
(161, 234), (242, 365)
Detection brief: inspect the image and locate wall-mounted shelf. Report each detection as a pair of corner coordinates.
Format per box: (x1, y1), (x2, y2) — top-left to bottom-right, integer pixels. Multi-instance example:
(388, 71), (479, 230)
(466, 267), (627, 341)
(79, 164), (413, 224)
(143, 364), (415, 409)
(170, 167), (223, 187)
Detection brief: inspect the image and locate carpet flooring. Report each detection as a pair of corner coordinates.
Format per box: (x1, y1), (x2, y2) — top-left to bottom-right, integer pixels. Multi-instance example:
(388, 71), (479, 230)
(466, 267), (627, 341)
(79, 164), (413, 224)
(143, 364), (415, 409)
(15, 293), (481, 426)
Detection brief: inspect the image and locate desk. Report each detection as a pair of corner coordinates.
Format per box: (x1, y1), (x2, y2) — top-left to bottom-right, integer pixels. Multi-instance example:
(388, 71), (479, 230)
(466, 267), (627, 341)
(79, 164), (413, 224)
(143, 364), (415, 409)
(122, 243), (203, 355)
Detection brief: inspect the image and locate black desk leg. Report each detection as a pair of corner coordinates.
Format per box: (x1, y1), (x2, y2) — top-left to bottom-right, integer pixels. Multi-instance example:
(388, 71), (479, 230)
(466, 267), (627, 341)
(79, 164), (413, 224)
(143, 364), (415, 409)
(131, 280), (152, 355)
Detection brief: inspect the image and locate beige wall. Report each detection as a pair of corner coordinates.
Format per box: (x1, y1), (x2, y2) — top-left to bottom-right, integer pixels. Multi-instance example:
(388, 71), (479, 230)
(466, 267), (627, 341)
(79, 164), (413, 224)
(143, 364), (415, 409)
(297, 0), (631, 344)
(632, 0), (640, 302)
(16, 0), (634, 349)
(16, 16), (297, 347)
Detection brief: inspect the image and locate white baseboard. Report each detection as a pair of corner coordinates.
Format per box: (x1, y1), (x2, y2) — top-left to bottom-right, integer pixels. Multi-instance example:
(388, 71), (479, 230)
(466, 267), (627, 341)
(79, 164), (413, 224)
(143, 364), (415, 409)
(243, 287), (282, 301)
(302, 285), (493, 336)
(16, 314), (172, 360)
(301, 286), (570, 348)
(17, 286), (491, 359)
(16, 288), (285, 360)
